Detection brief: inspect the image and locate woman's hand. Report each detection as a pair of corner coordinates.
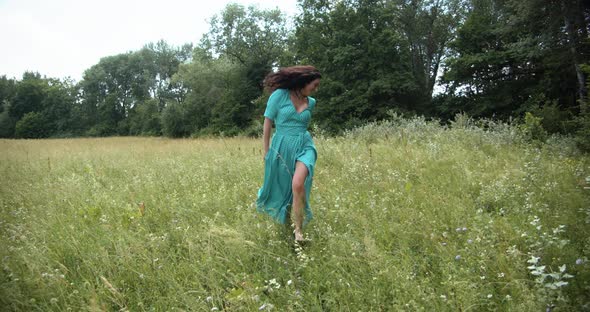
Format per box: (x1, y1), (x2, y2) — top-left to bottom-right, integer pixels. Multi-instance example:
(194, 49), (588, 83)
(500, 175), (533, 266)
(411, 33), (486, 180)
(262, 118), (273, 163)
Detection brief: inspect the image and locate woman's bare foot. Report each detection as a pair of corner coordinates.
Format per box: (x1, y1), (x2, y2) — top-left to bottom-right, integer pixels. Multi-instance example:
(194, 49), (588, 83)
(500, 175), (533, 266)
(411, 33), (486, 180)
(294, 229), (304, 242)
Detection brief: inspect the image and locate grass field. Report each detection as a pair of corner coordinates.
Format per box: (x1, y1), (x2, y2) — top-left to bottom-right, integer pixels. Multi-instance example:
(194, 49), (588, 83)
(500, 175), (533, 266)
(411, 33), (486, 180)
(1, 117), (589, 311)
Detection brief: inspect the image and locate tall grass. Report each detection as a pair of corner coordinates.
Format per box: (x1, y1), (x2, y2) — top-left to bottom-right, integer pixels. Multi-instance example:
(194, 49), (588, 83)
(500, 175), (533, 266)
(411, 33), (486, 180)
(1, 118), (589, 311)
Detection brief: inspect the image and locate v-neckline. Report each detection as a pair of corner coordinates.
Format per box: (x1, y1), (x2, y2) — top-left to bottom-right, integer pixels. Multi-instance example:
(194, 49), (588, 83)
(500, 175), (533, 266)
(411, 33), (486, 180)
(289, 94), (309, 114)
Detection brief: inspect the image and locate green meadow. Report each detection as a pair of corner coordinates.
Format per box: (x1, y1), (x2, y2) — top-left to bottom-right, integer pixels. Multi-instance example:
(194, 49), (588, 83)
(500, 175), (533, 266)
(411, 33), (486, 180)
(1, 117), (589, 311)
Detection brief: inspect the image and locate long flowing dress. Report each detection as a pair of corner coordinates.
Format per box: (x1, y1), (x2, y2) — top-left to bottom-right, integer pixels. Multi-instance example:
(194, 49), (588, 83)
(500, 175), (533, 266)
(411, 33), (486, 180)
(256, 88), (317, 225)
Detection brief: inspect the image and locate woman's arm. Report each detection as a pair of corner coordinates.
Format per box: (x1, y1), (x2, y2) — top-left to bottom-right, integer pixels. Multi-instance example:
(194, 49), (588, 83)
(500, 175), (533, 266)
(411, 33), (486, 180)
(263, 117), (273, 159)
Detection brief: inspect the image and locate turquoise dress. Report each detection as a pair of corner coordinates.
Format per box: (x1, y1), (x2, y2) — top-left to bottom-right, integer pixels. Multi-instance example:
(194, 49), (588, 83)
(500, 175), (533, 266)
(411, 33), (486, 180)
(256, 88), (317, 225)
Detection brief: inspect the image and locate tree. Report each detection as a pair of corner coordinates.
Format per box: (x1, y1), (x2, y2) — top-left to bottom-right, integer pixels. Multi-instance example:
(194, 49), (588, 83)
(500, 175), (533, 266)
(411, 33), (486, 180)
(128, 98), (162, 136)
(137, 40), (193, 110)
(42, 78), (77, 135)
(293, 0), (466, 132)
(161, 101), (189, 138)
(196, 4), (291, 133)
(396, 0), (467, 110)
(295, 0), (424, 131)
(9, 72), (47, 120)
(0, 101), (16, 138)
(441, 0), (590, 121)
(172, 49), (246, 135)
(79, 41), (194, 136)
(0, 76), (17, 137)
(202, 3), (289, 71)
(80, 54), (136, 135)
(0, 76), (16, 113)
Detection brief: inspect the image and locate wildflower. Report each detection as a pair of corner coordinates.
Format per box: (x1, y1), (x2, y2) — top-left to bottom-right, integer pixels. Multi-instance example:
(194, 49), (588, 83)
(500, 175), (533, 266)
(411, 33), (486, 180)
(487, 294), (493, 299)
(50, 298), (58, 304)
(505, 295), (512, 301)
(267, 278), (280, 289)
(206, 296), (213, 302)
(455, 255), (461, 261)
(467, 239), (473, 244)
(498, 272), (505, 278)
(576, 259), (584, 265)
(259, 303), (274, 310)
(287, 280), (292, 286)
(211, 308), (218, 311)
(527, 256), (540, 265)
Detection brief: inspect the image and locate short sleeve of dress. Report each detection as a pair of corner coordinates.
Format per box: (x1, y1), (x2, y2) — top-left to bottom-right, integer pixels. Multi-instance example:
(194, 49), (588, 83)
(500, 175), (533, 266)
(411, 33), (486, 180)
(308, 97), (317, 110)
(264, 89), (283, 121)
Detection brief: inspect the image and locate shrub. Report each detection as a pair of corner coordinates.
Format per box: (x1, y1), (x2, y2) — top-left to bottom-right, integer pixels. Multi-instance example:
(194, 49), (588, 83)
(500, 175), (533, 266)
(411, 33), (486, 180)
(129, 99), (162, 136)
(241, 119), (263, 138)
(450, 112), (474, 129)
(0, 102), (16, 138)
(520, 112), (547, 142)
(573, 113), (590, 152)
(161, 102), (189, 138)
(14, 111), (50, 138)
(530, 101), (572, 134)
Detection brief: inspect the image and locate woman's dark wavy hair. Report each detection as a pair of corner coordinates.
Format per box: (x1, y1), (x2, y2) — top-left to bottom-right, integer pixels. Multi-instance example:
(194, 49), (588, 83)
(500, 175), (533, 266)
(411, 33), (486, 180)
(263, 65), (322, 92)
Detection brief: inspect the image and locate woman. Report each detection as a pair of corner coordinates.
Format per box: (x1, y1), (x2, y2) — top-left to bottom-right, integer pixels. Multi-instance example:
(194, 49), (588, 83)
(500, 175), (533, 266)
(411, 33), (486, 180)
(256, 65), (321, 243)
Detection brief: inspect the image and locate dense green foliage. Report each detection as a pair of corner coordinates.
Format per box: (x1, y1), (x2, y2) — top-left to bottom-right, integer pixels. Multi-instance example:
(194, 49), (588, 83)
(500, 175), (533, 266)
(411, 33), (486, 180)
(295, 0), (465, 131)
(0, 0), (589, 147)
(440, 0), (588, 119)
(1, 119), (589, 310)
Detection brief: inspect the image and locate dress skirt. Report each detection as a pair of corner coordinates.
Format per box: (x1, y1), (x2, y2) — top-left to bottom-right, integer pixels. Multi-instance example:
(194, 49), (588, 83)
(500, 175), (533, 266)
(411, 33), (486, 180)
(256, 129), (316, 225)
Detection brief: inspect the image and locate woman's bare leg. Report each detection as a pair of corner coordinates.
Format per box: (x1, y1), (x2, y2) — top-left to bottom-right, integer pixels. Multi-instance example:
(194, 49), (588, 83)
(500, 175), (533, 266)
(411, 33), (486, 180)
(292, 161), (308, 241)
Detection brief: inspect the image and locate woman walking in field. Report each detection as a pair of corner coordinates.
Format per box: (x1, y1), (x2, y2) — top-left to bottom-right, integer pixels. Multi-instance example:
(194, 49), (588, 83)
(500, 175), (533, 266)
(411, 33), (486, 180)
(256, 65), (321, 243)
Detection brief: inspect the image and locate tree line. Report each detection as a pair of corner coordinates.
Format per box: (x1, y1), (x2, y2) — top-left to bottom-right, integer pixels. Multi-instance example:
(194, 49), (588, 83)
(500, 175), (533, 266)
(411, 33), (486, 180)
(1, 0), (588, 146)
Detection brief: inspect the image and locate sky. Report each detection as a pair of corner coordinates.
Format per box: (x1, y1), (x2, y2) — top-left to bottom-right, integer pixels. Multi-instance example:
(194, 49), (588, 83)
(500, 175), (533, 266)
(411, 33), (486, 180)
(0, 0), (299, 82)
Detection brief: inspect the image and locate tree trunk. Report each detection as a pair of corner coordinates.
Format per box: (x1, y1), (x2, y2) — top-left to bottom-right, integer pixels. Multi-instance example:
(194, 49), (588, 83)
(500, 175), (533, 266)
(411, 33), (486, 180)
(563, 1), (588, 112)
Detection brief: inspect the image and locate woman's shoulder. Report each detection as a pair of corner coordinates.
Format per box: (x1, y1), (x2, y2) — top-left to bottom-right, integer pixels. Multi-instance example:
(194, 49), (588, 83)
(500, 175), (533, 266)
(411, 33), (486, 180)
(272, 88), (289, 96)
(308, 96), (317, 108)
(268, 88), (288, 104)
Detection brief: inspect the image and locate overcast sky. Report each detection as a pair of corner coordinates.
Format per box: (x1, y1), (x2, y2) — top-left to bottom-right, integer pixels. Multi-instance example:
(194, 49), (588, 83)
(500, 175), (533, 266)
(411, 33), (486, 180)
(0, 0), (298, 81)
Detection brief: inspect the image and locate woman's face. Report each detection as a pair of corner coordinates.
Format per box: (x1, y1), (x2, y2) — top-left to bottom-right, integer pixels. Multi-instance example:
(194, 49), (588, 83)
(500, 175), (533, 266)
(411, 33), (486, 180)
(302, 78), (320, 96)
